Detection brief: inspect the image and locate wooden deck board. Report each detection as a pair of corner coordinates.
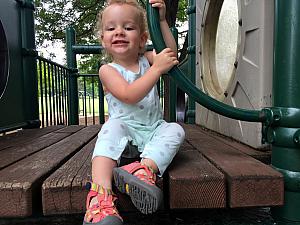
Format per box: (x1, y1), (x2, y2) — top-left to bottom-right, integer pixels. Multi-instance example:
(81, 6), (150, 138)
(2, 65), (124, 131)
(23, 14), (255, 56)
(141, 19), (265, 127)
(42, 137), (96, 215)
(183, 124), (284, 208)
(0, 125), (100, 217)
(168, 150), (226, 209)
(199, 126), (271, 163)
(0, 126), (84, 170)
(0, 126), (64, 151)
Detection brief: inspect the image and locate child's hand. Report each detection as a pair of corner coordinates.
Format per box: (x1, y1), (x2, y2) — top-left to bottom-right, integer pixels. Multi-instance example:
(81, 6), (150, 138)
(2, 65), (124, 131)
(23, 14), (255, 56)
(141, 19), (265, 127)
(152, 48), (179, 74)
(149, 0), (166, 21)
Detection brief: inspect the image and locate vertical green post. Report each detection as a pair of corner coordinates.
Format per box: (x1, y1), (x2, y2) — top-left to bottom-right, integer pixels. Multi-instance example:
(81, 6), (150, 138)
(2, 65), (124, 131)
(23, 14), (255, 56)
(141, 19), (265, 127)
(272, 1), (300, 224)
(21, 0), (40, 128)
(169, 27), (178, 122)
(186, 0), (196, 124)
(66, 27), (79, 125)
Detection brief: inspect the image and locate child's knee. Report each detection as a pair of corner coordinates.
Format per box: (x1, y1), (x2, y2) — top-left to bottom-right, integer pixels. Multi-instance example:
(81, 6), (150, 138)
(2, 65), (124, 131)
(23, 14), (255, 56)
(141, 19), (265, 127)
(168, 123), (185, 143)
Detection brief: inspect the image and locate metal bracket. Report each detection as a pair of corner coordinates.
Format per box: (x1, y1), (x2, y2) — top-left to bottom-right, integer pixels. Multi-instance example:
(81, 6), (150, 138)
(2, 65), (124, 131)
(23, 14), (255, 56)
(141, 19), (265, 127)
(262, 107), (300, 145)
(15, 0), (35, 10)
(22, 48), (38, 57)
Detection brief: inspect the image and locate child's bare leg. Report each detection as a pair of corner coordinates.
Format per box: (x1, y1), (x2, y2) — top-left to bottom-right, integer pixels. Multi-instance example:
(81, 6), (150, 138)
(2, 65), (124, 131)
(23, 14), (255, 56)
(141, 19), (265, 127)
(140, 158), (158, 174)
(92, 156), (117, 189)
(89, 156), (116, 206)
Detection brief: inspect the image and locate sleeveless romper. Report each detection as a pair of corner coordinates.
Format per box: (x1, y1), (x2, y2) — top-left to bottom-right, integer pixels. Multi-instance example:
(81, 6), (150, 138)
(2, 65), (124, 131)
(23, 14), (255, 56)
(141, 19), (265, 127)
(93, 56), (185, 175)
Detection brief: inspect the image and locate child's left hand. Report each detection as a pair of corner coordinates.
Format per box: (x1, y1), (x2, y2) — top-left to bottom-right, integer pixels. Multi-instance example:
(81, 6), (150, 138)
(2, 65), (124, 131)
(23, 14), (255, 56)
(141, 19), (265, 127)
(149, 0), (166, 21)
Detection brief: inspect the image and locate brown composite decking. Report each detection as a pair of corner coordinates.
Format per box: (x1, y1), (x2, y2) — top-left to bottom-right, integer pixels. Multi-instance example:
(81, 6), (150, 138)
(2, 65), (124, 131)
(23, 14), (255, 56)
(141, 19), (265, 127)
(0, 124), (284, 218)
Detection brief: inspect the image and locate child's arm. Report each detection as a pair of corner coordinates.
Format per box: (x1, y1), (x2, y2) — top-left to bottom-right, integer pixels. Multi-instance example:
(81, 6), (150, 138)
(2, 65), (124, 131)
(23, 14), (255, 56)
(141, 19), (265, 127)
(99, 48), (178, 105)
(145, 0), (177, 64)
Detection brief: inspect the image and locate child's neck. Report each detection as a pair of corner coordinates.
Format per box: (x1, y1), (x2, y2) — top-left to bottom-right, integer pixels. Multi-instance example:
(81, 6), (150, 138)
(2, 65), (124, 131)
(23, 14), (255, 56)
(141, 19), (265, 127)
(113, 56), (140, 73)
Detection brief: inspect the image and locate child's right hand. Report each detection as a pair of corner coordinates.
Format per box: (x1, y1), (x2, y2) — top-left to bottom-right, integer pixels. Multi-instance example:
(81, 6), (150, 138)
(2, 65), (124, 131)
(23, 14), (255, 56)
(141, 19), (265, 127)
(152, 48), (179, 74)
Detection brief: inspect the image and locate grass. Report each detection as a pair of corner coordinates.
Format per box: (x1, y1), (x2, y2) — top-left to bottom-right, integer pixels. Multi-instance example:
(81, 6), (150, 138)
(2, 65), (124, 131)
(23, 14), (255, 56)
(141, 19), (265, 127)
(38, 96), (108, 122)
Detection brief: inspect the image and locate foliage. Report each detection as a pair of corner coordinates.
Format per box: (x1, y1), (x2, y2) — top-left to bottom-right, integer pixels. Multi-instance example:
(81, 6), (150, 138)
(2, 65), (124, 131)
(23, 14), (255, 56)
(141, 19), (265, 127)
(34, 0), (188, 73)
(177, 0), (188, 23)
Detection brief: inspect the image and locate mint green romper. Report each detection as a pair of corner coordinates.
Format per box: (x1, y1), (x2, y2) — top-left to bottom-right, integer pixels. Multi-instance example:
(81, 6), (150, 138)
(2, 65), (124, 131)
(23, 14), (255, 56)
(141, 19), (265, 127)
(93, 56), (185, 175)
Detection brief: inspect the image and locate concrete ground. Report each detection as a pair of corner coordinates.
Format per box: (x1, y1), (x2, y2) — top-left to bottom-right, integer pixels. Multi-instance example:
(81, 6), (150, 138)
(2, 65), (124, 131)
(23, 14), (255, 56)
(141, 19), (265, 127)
(0, 207), (276, 225)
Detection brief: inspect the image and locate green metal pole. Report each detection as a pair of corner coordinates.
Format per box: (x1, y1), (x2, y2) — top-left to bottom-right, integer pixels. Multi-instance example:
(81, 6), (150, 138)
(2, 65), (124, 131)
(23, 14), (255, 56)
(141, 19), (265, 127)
(272, 1), (300, 224)
(169, 27), (178, 122)
(66, 27), (79, 125)
(20, 0), (40, 128)
(186, 0), (196, 124)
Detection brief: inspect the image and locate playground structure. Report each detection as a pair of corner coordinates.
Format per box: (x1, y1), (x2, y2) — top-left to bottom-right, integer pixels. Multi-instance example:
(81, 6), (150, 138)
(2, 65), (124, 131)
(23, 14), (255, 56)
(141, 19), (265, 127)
(0, 0), (300, 224)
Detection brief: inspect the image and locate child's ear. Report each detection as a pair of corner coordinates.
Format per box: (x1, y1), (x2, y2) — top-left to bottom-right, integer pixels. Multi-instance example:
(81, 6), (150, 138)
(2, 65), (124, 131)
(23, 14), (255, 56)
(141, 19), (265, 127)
(140, 32), (148, 48)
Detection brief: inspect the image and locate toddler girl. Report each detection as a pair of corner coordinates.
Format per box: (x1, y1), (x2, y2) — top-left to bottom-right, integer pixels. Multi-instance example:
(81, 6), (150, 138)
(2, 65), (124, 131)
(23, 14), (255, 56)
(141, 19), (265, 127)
(83, 0), (185, 224)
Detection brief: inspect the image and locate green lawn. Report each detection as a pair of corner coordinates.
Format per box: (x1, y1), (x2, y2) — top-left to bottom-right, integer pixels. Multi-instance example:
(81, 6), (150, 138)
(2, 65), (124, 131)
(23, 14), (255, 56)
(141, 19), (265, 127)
(38, 96), (108, 117)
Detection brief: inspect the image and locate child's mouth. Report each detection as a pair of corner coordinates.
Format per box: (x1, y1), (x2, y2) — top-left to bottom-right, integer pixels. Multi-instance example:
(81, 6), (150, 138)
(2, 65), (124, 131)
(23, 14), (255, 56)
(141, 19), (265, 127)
(112, 40), (129, 45)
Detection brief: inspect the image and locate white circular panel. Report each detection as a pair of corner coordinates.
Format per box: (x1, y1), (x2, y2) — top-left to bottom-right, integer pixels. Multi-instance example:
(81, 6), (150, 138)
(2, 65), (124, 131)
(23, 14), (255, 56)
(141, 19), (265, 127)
(196, 0), (274, 148)
(201, 0), (239, 101)
(215, 0), (239, 94)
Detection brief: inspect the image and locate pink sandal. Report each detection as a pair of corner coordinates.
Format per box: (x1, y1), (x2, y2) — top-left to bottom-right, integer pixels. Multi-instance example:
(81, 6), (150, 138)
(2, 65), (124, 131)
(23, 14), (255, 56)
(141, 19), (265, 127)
(113, 161), (163, 214)
(83, 183), (123, 225)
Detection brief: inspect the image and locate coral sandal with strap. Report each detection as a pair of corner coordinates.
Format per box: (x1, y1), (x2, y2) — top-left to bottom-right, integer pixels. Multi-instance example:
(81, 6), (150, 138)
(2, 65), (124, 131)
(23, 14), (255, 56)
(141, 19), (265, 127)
(113, 161), (163, 214)
(83, 183), (123, 225)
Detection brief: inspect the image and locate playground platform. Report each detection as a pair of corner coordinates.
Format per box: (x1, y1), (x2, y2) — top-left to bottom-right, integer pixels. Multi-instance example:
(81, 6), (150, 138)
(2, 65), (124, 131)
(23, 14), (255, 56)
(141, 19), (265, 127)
(0, 124), (283, 223)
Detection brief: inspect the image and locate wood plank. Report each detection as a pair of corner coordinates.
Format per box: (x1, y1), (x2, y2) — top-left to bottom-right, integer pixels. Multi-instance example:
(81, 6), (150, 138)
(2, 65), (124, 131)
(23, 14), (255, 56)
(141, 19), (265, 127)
(0, 126), (65, 151)
(42, 137), (95, 215)
(183, 124), (284, 208)
(168, 149), (226, 209)
(197, 126), (271, 163)
(0, 125), (100, 217)
(0, 126), (85, 170)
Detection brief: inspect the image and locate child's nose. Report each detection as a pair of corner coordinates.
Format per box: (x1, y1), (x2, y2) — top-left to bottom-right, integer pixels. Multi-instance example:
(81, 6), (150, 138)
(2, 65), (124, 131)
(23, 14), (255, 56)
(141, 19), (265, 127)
(115, 27), (124, 35)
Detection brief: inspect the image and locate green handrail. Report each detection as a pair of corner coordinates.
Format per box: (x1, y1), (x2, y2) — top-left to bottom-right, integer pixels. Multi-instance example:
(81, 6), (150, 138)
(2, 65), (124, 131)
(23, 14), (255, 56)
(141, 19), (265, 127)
(146, 2), (267, 122)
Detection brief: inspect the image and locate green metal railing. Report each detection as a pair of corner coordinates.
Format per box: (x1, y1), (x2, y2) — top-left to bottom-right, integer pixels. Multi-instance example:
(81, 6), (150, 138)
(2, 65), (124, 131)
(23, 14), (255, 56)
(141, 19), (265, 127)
(77, 73), (105, 125)
(146, 0), (300, 224)
(146, 2), (266, 123)
(37, 56), (107, 127)
(37, 56), (69, 127)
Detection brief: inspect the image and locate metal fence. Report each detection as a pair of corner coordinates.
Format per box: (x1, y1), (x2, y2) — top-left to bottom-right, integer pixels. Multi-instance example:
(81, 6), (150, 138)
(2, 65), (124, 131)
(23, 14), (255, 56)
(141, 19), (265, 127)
(37, 56), (166, 127)
(37, 56), (69, 127)
(77, 73), (105, 126)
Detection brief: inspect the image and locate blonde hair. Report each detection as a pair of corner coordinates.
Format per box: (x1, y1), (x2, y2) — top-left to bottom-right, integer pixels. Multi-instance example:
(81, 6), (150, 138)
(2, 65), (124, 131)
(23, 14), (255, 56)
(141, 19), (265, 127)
(95, 0), (148, 41)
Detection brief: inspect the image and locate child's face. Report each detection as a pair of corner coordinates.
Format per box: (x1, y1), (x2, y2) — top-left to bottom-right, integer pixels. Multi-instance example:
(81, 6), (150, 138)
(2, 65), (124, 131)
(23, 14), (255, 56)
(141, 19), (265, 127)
(101, 4), (147, 60)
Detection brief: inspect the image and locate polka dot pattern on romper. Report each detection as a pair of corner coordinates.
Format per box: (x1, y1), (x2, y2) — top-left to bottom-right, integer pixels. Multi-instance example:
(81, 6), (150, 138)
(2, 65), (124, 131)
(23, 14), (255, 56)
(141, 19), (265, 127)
(103, 130), (108, 134)
(177, 132), (182, 137)
(139, 105), (144, 110)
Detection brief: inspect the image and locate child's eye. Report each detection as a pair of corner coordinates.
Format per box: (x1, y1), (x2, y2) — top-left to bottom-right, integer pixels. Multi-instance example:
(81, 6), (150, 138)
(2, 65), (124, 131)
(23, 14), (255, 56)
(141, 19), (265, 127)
(106, 27), (115, 31)
(125, 27), (134, 31)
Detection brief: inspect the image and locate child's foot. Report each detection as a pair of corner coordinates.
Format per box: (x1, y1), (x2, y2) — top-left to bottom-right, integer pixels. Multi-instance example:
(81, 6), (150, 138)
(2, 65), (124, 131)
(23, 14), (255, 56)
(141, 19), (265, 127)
(113, 161), (163, 214)
(83, 183), (123, 225)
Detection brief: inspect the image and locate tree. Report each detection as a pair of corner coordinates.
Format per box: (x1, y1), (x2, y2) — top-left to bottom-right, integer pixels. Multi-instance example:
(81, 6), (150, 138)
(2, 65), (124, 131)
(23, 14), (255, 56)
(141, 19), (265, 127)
(34, 0), (188, 72)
